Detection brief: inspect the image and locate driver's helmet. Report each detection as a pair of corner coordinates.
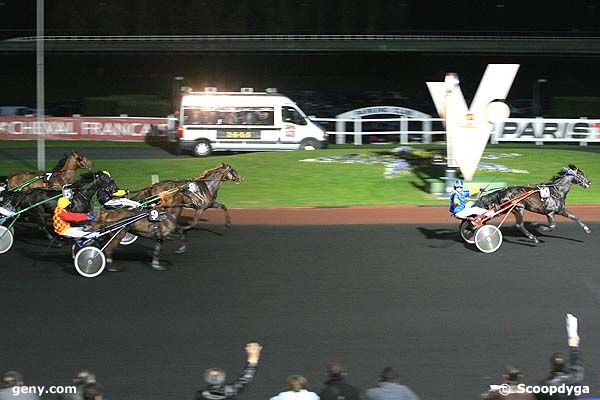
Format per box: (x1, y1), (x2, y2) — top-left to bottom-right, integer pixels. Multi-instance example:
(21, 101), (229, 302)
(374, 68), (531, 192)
(101, 170), (111, 178)
(453, 179), (464, 189)
(57, 196), (71, 209)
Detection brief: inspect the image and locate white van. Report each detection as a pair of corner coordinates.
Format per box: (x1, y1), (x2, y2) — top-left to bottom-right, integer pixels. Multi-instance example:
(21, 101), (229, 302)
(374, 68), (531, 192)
(177, 91), (328, 156)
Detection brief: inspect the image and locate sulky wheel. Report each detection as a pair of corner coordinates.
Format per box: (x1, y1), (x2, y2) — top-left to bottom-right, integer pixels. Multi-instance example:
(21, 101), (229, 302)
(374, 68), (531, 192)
(71, 240), (98, 259)
(0, 225), (14, 254)
(74, 246), (106, 278)
(474, 224), (503, 253)
(459, 219), (478, 244)
(119, 232), (139, 246)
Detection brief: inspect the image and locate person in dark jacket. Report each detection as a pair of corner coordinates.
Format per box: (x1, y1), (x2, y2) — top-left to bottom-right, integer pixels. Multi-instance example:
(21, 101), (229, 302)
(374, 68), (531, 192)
(319, 362), (360, 400)
(194, 342), (262, 400)
(537, 314), (584, 400)
(58, 370), (106, 400)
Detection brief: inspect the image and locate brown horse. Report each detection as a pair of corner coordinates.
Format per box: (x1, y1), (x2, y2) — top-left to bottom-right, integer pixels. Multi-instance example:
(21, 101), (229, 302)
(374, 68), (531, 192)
(130, 163), (243, 253)
(7, 151), (93, 190)
(94, 186), (189, 271)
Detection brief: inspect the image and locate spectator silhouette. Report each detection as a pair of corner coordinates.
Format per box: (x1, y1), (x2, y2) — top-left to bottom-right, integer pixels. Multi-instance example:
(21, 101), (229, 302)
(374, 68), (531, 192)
(319, 362), (360, 400)
(58, 370), (106, 400)
(481, 366), (534, 399)
(194, 342), (262, 400)
(0, 371), (40, 400)
(537, 315), (584, 400)
(270, 375), (319, 400)
(363, 367), (418, 400)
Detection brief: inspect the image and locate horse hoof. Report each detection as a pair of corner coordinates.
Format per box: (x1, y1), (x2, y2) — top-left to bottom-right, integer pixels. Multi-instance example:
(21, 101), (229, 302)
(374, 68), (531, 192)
(225, 223), (232, 228)
(533, 238), (540, 244)
(174, 247), (187, 254)
(584, 227), (592, 234)
(150, 262), (168, 271)
(540, 225), (553, 232)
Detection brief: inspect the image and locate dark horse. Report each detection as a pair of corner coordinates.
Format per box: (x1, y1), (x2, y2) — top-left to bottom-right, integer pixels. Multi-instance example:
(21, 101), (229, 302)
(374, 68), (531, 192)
(13, 171), (117, 240)
(7, 151), (94, 190)
(95, 185), (191, 271)
(130, 163), (244, 253)
(475, 164), (592, 243)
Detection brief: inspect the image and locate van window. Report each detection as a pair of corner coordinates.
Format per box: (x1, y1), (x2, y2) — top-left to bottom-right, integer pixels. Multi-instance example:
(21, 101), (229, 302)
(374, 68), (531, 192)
(183, 107), (274, 126)
(282, 106), (307, 126)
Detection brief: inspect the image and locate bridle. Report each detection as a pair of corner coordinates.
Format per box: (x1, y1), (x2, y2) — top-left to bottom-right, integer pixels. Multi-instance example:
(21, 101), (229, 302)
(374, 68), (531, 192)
(561, 167), (590, 188)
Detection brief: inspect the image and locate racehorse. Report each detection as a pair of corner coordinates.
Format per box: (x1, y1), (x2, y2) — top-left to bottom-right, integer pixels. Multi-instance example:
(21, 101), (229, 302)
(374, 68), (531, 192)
(12, 171), (117, 240)
(7, 151), (93, 190)
(474, 164), (592, 243)
(95, 185), (191, 270)
(130, 163), (243, 253)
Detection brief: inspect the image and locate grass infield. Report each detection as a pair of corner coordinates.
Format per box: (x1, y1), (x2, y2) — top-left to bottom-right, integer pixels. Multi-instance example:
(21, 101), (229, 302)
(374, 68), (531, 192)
(1, 140), (599, 207)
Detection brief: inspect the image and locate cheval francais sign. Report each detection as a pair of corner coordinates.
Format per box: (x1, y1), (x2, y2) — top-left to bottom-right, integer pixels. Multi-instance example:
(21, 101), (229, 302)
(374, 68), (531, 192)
(0, 116), (170, 141)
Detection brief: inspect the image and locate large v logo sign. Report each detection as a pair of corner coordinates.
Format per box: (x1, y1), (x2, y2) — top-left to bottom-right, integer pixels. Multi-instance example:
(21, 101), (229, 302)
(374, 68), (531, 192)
(427, 64), (519, 181)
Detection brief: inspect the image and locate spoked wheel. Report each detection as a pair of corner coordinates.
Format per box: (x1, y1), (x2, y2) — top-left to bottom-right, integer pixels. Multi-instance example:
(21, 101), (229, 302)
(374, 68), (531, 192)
(474, 225), (503, 253)
(459, 219), (478, 244)
(119, 232), (138, 246)
(74, 246), (106, 278)
(0, 225), (14, 254)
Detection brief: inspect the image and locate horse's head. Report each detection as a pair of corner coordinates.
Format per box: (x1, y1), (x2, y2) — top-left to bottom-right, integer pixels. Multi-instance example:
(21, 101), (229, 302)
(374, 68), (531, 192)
(70, 151), (94, 170)
(96, 171), (119, 194)
(562, 164), (591, 189)
(221, 163), (243, 184)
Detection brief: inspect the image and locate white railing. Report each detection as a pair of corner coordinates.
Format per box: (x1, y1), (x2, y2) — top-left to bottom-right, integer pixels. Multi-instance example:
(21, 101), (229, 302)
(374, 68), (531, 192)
(310, 117), (445, 145)
(309, 117), (600, 145)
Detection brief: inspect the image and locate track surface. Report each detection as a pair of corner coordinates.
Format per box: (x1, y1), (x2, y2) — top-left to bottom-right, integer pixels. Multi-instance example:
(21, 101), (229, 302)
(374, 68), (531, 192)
(1, 222), (599, 400)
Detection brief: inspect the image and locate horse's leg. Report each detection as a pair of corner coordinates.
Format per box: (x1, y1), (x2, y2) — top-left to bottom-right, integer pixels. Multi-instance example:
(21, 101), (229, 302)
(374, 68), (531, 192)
(174, 227), (187, 254)
(212, 201), (231, 227)
(106, 231), (126, 272)
(540, 212), (556, 232)
(513, 207), (539, 243)
(557, 209), (592, 234)
(35, 209), (56, 242)
(151, 239), (168, 271)
(190, 208), (206, 228)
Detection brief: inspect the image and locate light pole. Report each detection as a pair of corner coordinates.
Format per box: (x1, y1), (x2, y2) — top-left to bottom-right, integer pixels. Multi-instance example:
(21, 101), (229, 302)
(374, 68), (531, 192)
(172, 76), (184, 114)
(533, 78), (548, 117)
(36, 0), (45, 170)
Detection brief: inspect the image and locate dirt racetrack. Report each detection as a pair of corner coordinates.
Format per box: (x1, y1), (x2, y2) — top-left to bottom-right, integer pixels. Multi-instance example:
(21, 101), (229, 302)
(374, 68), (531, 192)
(196, 204), (600, 225)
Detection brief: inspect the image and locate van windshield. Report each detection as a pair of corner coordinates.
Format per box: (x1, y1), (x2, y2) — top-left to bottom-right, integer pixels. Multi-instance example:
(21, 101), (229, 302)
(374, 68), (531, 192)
(282, 106), (307, 126)
(183, 106), (274, 126)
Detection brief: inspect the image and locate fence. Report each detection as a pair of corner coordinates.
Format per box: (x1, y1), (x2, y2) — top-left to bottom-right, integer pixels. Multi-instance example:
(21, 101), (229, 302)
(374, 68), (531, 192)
(1, 115), (599, 145)
(310, 117), (444, 144)
(310, 117), (600, 145)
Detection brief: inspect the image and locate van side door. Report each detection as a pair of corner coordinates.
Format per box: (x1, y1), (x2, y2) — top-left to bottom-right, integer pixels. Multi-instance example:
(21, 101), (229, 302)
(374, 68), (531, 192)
(280, 106), (308, 144)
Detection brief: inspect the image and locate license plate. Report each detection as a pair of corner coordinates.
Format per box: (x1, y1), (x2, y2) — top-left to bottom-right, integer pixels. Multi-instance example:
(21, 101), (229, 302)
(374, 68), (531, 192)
(217, 130), (261, 139)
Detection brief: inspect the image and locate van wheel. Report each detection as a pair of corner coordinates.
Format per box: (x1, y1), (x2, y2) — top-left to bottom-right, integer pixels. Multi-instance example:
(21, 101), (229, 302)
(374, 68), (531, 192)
(300, 138), (319, 150)
(193, 140), (212, 157)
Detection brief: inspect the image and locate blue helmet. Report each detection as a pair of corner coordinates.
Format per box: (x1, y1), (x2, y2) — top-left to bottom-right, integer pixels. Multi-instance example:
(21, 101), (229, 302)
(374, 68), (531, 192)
(453, 179), (464, 188)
